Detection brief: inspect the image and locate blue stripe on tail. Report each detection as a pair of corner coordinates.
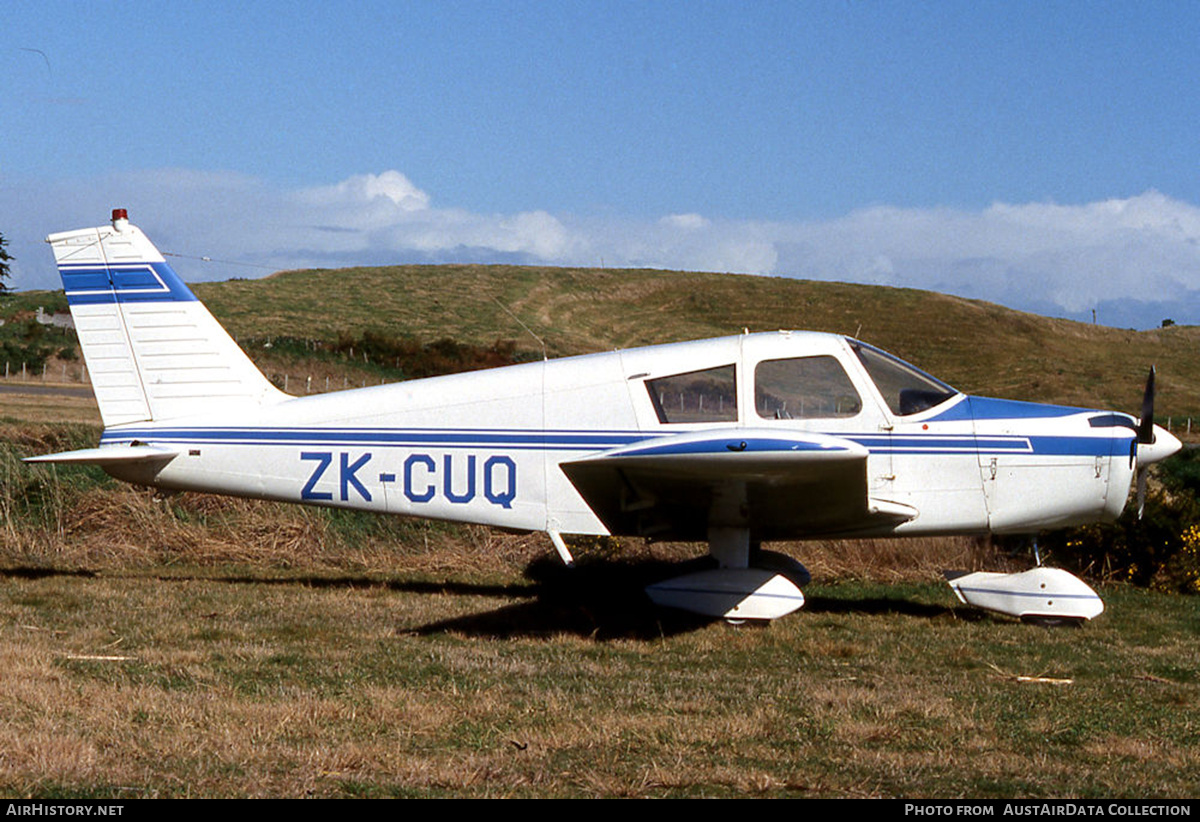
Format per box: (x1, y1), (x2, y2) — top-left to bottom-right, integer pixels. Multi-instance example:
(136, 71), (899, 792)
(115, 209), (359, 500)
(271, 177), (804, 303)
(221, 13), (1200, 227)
(60, 262), (198, 306)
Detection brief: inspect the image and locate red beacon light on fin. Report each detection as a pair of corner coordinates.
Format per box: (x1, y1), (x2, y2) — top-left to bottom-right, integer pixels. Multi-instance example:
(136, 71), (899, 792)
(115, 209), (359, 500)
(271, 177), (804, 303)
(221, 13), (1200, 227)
(111, 208), (129, 231)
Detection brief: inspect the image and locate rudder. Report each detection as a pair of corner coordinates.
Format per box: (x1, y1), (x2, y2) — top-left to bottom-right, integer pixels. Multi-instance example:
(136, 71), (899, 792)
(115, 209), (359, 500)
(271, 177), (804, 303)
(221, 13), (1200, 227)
(48, 209), (287, 427)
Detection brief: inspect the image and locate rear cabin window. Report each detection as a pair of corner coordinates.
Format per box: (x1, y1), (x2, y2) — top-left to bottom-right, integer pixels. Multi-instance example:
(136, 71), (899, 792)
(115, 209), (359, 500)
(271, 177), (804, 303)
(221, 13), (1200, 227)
(755, 356), (862, 419)
(647, 365), (737, 424)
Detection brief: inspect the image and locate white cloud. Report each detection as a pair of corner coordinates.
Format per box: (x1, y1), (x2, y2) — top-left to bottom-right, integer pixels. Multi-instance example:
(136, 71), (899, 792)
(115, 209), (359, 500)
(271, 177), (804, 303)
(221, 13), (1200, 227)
(7, 171), (1200, 328)
(298, 170), (431, 213)
(765, 191), (1200, 321)
(495, 210), (574, 258)
(660, 213), (710, 230)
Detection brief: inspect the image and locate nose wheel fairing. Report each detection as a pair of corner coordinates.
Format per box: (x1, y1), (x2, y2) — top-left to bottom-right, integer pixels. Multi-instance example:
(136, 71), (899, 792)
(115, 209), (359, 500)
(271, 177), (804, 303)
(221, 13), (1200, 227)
(944, 567), (1104, 622)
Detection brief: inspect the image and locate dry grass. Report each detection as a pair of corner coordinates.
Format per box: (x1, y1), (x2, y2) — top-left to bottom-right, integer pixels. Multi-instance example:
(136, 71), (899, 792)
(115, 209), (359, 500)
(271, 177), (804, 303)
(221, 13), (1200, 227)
(2, 444), (1197, 798)
(782, 535), (1010, 581)
(0, 386), (101, 425)
(5, 262), (1200, 797)
(7, 479), (989, 585)
(0, 567), (1195, 798)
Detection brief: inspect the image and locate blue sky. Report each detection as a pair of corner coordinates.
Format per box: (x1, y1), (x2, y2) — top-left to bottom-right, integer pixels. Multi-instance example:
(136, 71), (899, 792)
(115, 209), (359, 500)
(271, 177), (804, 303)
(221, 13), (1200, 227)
(6, 1), (1200, 328)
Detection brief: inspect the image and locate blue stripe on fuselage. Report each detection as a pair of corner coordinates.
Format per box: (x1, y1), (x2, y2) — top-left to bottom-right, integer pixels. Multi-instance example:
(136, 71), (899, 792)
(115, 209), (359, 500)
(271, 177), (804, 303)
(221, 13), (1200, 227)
(928, 396), (1094, 423)
(97, 426), (1129, 459)
(100, 427), (650, 452)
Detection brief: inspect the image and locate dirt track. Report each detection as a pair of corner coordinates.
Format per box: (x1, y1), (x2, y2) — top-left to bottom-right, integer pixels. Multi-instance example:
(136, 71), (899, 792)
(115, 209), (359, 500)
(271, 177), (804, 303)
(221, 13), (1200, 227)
(0, 382), (95, 399)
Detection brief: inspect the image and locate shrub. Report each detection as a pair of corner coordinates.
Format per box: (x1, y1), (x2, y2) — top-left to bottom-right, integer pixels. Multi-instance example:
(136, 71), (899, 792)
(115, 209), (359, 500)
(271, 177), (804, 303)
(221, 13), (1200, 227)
(1044, 449), (1200, 592)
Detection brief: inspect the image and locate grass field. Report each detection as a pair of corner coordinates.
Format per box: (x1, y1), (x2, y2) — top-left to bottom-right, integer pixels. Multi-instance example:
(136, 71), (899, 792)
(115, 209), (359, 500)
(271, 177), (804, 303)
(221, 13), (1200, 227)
(2, 431), (1198, 798)
(1, 561), (1197, 798)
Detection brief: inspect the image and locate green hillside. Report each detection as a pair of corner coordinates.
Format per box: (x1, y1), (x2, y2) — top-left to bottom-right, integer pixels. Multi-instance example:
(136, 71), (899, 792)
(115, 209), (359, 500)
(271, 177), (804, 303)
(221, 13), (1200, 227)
(190, 264), (1200, 422)
(6, 264), (1196, 421)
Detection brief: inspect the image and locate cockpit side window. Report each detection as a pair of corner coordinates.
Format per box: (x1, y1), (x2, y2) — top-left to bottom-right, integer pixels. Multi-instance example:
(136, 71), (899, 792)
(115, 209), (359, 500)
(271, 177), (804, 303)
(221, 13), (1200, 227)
(646, 364), (737, 424)
(850, 341), (958, 416)
(754, 356), (862, 419)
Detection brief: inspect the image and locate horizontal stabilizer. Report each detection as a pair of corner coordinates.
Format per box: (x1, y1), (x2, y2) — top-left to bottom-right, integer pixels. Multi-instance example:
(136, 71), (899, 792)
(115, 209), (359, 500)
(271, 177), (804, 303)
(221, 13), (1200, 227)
(24, 445), (180, 466)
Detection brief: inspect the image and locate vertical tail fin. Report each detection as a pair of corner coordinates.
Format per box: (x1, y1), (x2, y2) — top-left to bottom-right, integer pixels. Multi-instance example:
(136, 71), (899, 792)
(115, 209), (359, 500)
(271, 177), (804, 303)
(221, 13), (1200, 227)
(48, 209), (287, 427)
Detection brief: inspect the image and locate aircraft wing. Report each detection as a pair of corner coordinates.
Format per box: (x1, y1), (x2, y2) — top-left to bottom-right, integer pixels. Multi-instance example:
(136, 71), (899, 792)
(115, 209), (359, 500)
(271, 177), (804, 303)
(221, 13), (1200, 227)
(560, 428), (915, 541)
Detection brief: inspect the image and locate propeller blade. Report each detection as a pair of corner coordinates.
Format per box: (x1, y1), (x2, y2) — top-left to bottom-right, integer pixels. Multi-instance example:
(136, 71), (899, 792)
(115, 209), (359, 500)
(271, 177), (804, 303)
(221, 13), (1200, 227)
(1132, 366), (1181, 517)
(1138, 367), (1156, 445)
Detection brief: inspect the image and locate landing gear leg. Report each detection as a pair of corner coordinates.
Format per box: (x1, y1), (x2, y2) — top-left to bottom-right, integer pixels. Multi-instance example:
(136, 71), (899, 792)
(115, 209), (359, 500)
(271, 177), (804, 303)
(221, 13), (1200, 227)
(708, 525), (750, 569)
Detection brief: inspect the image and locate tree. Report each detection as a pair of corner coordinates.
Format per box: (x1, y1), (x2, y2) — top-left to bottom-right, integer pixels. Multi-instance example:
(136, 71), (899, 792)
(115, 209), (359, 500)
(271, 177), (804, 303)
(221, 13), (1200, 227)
(0, 231), (11, 295)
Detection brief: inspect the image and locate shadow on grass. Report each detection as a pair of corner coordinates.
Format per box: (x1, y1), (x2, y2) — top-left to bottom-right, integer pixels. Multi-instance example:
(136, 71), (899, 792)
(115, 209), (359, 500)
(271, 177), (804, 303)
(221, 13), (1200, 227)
(0, 566), (99, 580)
(405, 557), (975, 639)
(803, 596), (958, 619)
(405, 555), (720, 640)
(0, 559), (976, 640)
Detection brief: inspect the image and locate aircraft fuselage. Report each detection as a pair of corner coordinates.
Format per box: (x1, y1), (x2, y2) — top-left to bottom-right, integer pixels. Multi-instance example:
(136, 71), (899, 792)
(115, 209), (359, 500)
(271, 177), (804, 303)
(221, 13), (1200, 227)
(96, 330), (1139, 541)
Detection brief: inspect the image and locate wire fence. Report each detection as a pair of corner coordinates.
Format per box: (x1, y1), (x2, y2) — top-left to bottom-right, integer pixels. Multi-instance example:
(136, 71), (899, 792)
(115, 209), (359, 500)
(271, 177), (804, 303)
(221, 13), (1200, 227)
(0, 361), (391, 395)
(3, 360), (1197, 438)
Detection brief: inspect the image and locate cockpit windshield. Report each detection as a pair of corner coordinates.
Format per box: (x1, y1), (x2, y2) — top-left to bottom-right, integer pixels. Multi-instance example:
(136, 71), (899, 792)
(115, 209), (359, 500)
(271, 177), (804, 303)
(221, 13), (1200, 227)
(849, 340), (959, 416)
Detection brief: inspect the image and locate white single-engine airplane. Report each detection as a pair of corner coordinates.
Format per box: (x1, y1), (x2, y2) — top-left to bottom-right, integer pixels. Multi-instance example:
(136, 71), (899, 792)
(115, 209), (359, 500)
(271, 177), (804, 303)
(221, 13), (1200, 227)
(28, 210), (1183, 622)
